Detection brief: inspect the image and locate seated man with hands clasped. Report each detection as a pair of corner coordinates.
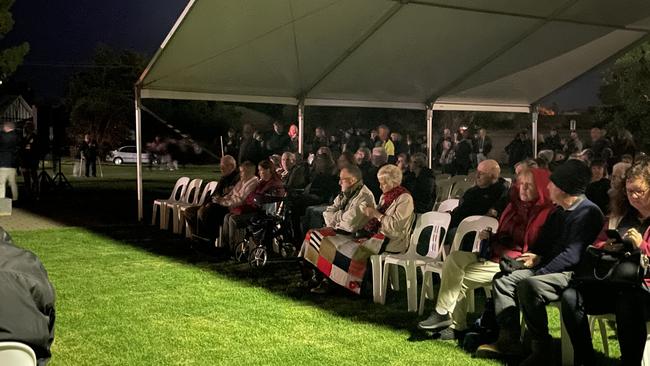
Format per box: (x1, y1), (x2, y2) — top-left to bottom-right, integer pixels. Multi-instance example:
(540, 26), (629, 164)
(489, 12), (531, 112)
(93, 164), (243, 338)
(322, 164), (376, 235)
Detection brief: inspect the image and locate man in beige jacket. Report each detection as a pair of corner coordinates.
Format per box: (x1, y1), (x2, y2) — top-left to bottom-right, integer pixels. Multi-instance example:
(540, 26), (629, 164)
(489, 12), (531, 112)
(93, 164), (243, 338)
(323, 164), (375, 234)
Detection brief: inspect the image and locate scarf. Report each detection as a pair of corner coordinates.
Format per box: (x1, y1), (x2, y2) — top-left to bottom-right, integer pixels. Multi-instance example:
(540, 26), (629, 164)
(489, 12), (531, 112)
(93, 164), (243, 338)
(336, 180), (364, 211)
(363, 185), (409, 234)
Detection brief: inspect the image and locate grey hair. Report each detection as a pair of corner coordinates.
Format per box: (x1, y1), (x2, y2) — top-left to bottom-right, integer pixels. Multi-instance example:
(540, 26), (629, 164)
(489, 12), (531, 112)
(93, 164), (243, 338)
(342, 164), (363, 182)
(377, 164), (402, 187)
(411, 152), (427, 169)
(221, 155), (236, 166)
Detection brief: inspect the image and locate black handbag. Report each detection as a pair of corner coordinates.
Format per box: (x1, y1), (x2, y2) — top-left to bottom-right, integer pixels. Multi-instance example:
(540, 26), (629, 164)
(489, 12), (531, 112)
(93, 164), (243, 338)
(574, 244), (648, 288)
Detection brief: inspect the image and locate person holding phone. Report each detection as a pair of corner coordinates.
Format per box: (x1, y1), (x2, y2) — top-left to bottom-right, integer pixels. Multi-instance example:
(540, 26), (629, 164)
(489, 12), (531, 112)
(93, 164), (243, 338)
(561, 159), (650, 365)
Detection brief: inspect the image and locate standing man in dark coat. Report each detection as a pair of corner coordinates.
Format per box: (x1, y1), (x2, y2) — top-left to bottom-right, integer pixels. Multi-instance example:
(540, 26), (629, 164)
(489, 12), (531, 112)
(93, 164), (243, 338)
(0, 121), (20, 200)
(80, 134), (98, 177)
(238, 124), (262, 165)
(266, 121), (291, 155)
(402, 152), (436, 213)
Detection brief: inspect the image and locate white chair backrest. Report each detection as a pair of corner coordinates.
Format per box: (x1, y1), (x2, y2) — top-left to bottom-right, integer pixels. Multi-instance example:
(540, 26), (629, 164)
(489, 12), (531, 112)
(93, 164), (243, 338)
(450, 215), (499, 254)
(436, 180), (454, 202)
(182, 178), (203, 204)
(197, 181), (219, 206)
(465, 172), (477, 182)
(450, 175), (468, 184)
(407, 212), (451, 260)
(437, 198), (460, 213)
(450, 180), (474, 199)
(168, 177), (190, 202)
(0, 342), (37, 366)
(436, 173), (451, 180)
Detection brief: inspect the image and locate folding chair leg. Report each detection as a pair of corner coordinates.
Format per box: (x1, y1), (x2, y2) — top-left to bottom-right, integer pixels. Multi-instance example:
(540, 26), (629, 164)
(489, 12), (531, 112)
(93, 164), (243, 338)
(390, 265), (400, 291)
(370, 255), (383, 304)
(406, 263), (418, 313)
(152, 203), (160, 226)
(418, 271), (432, 316)
(381, 262), (391, 305)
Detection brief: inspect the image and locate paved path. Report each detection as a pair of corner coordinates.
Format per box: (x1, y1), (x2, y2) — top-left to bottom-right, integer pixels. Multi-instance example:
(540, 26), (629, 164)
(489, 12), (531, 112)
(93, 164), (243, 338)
(0, 208), (68, 231)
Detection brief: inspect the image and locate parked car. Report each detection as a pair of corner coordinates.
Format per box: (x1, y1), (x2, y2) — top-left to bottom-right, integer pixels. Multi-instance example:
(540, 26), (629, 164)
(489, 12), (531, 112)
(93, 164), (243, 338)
(106, 146), (157, 165)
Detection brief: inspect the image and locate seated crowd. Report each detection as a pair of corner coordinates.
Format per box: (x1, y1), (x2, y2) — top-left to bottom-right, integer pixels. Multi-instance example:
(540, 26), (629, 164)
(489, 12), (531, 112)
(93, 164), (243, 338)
(184, 121), (649, 365)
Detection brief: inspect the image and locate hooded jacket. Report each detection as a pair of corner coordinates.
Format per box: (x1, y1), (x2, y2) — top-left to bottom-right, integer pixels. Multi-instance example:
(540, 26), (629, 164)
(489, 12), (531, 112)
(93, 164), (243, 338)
(490, 168), (554, 262)
(0, 228), (55, 366)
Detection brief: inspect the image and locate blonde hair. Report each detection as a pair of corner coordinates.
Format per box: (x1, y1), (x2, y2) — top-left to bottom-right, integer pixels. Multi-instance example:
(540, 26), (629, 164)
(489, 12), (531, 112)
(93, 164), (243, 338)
(377, 164), (402, 188)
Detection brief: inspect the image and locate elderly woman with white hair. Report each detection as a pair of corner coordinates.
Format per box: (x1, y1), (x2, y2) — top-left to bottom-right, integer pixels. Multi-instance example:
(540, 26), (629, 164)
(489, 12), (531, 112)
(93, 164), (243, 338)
(301, 164), (415, 294)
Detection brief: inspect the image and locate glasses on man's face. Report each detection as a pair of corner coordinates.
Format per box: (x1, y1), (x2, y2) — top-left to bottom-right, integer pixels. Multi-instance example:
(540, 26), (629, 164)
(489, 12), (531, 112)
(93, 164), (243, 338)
(626, 187), (649, 198)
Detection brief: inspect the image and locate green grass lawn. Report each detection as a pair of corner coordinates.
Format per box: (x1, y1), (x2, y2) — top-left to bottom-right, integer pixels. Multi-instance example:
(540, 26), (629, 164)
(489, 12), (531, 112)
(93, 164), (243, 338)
(6, 163), (622, 365)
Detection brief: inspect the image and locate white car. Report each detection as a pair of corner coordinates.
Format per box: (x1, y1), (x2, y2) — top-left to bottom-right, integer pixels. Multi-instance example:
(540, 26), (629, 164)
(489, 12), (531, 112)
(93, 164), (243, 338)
(106, 146), (156, 165)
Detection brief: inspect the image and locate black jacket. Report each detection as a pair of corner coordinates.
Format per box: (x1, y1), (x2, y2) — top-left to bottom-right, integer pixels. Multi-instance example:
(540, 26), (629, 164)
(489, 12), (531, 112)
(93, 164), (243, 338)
(0, 228), (55, 366)
(238, 137), (262, 165)
(0, 129), (19, 168)
(403, 168), (436, 213)
(450, 178), (509, 228)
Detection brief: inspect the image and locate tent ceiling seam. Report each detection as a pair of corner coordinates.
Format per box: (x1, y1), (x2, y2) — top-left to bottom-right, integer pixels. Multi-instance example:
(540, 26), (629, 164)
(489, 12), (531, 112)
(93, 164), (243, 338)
(299, 2), (405, 98)
(142, 0), (344, 87)
(425, 0), (579, 105)
(405, 0), (650, 33)
(288, 1), (304, 99)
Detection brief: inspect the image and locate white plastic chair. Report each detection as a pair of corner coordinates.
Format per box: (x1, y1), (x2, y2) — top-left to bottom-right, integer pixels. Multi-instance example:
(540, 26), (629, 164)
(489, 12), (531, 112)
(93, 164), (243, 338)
(381, 212), (451, 312)
(418, 215), (498, 315)
(179, 180), (219, 236)
(152, 177), (190, 229)
(165, 178), (203, 232)
(370, 253), (400, 304)
(434, 180), (454, 208)
(449, 179), (474, 199)
(0, 342), (37, 366)
(436, 173), (451, 180)
(586, 315), (650, 365)
(437, 198), (459, 213)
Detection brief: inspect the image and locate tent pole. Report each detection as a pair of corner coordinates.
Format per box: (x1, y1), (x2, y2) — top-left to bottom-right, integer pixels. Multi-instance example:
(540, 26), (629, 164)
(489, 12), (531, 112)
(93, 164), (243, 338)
(426, 105), (433, 169)
(135, 86), (144, 222)
(531, 105), (539, 158)
(298, 100), (305, 155)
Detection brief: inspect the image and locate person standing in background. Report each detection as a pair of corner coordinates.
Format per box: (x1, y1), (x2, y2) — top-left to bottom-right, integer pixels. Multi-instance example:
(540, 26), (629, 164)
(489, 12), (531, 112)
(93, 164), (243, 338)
(0, 121), (19, 200)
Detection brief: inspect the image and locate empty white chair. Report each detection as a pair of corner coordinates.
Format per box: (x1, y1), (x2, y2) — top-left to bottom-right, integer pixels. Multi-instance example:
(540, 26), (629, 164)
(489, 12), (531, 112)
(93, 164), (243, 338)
(437, 198), (459, 213)
(449, 179), (474, 199)
(179, 180), (219, 236)
(418, 215), (498, 315)
(0, 342), (37, 366)
(381, 212), (451, 312)
(152, 177), (190, 229)
(434, 180), (454, 208)
(163, 178), (202, 231)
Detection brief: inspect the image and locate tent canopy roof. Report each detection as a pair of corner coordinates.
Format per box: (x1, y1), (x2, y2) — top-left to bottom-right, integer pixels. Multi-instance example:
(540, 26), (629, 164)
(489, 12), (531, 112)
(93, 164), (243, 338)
(138, 0), (650, 112)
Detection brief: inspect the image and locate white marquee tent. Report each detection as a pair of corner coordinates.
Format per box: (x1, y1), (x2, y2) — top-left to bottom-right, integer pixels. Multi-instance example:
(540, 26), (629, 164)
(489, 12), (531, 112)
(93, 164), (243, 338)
(135, 0), (650, 220)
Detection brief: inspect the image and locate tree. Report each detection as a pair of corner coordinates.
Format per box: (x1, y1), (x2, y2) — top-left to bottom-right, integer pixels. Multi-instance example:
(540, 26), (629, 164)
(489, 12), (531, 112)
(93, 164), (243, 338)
(597, 41), (650, 147)
(66, 44), (147, 151)
(0, 0), (29, 80)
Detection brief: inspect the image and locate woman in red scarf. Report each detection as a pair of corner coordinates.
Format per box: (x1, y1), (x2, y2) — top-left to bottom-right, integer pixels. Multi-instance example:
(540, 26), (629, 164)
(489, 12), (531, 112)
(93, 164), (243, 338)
(418, 168), (553, 339)
(301, 164), (415, 294)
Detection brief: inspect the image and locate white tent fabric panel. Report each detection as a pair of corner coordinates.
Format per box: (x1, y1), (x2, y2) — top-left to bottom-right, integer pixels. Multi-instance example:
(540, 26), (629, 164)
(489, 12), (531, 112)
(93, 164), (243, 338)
(139, 0), (650, 109)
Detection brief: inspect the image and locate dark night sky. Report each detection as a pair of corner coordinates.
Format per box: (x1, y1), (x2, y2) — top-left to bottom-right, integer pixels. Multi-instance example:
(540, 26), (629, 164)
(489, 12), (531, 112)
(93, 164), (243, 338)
(2, 0), (603, 110)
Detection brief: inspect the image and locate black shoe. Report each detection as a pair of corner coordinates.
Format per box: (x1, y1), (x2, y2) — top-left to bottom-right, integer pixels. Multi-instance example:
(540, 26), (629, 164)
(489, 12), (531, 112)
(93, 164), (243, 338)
(436, 327), (457, 341)
(418, 311), (452, 331)
(310, 280), (330, 294)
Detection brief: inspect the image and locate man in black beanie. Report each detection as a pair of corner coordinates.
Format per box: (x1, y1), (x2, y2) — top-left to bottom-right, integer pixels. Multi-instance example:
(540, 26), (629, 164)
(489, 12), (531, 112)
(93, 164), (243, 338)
(476, 159), (603, 365)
